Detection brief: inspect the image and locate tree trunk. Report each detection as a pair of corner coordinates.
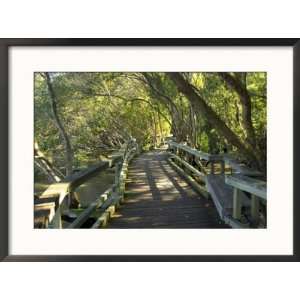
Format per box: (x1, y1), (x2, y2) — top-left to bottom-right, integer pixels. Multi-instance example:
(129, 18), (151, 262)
(142, 72), (188, 142)
(45, 72), (73, 176)
(152, 113), (157, 148)
(166, 72), (261, 168)
(189, 104), (197, 147)
(219, 72), (257, 149)
(157, 110), (163, 145)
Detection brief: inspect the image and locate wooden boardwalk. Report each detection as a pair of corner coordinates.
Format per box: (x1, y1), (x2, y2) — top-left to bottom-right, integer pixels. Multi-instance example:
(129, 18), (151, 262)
(34, 140), (265, 229)
(107, 151), (228, 228)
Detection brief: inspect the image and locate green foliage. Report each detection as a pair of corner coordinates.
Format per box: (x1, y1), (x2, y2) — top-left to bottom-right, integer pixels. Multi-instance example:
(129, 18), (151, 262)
(34, 72), (266, 173)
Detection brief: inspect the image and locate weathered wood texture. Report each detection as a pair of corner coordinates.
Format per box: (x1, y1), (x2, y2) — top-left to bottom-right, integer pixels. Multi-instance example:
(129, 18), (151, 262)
(205, 174), (250, 219)
(167, 141), (222, 161)
(68, 186), (115, 228)
(35, 141), (135, 228)
(60, 142), (137, 228)
(34, 202), (55, 228)
(167, 157), (209, 198)
(39, 161), (114, 203)
(225, 174), (266, 200)
(107, 151), (228, 228)
(169, 153), (205, 179)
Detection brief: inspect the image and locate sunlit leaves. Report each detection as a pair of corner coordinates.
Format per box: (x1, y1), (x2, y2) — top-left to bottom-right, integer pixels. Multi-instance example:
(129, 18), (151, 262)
(34, 71), (266, 170)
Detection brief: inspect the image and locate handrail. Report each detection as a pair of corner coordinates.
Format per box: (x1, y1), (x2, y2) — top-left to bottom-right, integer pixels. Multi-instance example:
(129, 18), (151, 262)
(225, 174), (266, 224)
(44, 138), (138, 228)
(169, 153), (205, 179)
(166, 140), (225, 175)
(67, 185), (115, 228)
(167, 140), (261, 176)
(167, 141), (222, 161)
(166, 140), (266, 227)
(225, 174), (266, 201)
(68, 139), (138, 229)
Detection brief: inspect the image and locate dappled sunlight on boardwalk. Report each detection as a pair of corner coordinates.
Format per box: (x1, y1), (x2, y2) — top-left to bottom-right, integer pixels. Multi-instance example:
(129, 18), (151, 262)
(107, 151), (228, 228)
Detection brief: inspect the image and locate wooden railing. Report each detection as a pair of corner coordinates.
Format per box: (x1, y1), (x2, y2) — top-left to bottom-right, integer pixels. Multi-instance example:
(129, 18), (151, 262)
(225, 174), (266, 224)
(166, 140), (267, 228)
(167, 140), (225, 176)
(67, 140), (138, 228)
(166, 140), (225, 199)
(38, 139), (138, 228)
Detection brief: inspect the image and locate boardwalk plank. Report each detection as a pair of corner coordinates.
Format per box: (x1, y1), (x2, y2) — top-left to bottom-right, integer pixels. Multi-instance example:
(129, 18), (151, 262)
(107, 151), (228, 229)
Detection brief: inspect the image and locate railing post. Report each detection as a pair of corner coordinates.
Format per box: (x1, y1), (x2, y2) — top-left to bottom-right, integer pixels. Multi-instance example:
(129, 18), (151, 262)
(51, 207), (62, 228)
(233, 188), (242, 220)
(251, 195), (260, 224)
(114, 162), (121, 193)
(210, 162), (215, 174)
(220, 160), (225, 174)
(119, 170), (125, 203)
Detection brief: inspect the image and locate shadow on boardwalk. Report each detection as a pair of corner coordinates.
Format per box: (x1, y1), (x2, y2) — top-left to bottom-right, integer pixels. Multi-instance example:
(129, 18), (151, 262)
(107, 151), (229, 228)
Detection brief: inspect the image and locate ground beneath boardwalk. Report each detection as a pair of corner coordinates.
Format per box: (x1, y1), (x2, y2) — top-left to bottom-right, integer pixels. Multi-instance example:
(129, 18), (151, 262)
(107, 151), (229, 228)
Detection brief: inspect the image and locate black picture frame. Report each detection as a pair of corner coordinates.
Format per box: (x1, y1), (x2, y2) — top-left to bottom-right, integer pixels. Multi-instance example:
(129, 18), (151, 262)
(0, 38), (299, 262)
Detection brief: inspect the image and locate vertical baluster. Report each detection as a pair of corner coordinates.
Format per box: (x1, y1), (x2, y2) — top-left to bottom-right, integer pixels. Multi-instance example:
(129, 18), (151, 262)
(251, 195), (260, 224)
(114, 162), (121, 194)
(220, 160), (225, 174)
(233, 188), (242, 220)
(210, 161), (215, 174)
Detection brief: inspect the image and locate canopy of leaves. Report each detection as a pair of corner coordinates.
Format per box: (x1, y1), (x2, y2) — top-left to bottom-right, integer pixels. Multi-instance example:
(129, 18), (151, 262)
(34, 72), (266, 177)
